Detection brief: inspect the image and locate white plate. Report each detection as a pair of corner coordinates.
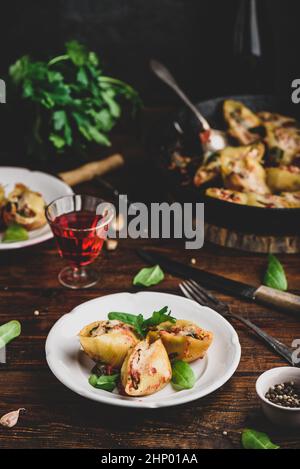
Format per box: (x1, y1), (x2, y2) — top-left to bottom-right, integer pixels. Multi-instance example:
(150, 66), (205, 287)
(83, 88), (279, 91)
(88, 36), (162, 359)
(0, 167), (73, 249)
(46, 291), (241, 408)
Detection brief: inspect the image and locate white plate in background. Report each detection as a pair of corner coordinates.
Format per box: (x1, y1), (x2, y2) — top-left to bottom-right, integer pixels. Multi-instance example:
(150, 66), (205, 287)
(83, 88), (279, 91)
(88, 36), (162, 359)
(0, 167), (73, 249)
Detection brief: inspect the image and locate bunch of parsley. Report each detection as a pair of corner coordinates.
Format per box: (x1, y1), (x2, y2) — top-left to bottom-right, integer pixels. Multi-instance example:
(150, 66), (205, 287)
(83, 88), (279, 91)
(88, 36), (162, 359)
(9, 40), (140, 155)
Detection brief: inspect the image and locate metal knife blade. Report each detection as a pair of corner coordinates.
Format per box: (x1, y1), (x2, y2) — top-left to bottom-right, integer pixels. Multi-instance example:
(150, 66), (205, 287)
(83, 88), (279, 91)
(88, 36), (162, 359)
(137, 249), (256, 300)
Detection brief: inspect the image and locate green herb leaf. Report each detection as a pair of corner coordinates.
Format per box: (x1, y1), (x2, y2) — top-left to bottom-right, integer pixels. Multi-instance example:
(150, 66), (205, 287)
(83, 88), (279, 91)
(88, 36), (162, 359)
(66, 40), (89, 66)
(108, 312), (145, 337)
(142, 306), (176, 329)
(9, 41), (141, 156)
(263, 254), (288, 291)
(2, 224), (29, 243)
(241, 429), (280, 450)
(171, 360), (196, 391)
(49, 133), (66, 149)
(0, 320), (21, 349)
(77, 67), (89, 86)
(53, 110), (67, 131)
(88, 373), (119, 392)
(133, 265), (164, 287)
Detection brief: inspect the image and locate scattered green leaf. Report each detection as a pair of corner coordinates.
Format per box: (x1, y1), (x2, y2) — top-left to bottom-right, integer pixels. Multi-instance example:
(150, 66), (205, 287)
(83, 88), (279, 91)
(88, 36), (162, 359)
(0, 320), (21, 349)
(133, 265), (164, 287)
(241, 429), (280, 450)
(171, 360), (196, 390)
(88, 373), (119, 392)
(263, 254), (288, 291)
(2, 224), (29, 243)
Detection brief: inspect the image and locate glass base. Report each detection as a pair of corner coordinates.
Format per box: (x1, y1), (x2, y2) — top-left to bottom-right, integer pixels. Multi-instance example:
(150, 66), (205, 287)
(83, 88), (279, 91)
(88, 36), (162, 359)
(58, 266), (99, 289)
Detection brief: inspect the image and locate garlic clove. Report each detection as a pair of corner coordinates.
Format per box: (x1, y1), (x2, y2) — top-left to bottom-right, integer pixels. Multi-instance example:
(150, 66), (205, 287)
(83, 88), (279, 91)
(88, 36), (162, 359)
(0, 408), (25, 428)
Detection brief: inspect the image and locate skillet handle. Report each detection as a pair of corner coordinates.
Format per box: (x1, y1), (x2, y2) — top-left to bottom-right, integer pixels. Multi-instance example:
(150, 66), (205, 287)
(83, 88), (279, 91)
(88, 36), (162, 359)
(254, 285), (300, 314)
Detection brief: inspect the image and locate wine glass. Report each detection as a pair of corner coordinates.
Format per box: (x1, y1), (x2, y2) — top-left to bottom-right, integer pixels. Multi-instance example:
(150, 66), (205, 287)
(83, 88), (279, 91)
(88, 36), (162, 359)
(46, 194), (114, 289)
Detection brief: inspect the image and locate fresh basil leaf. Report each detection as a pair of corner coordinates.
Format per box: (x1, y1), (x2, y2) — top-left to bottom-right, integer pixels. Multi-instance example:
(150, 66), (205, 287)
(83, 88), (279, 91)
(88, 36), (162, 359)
(88, 373), (119, 392)
(171, 360), (196, 391)
(2, 224), (29, 243)
(241, 429), (280, 450)
(263, 254), (288, 291)
(0, 320), (21, 349)
(142, 306), (176, 329)
(133, 265), (164, 287)
(88, 374), (98, 387)
(108, 312), (145, 337)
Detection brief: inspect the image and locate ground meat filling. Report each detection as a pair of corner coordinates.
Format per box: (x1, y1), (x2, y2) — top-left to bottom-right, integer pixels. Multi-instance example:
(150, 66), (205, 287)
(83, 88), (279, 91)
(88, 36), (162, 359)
(160, 324), (208, 340)
(89, 320), (133, 337)
(129, 348), (142, 390)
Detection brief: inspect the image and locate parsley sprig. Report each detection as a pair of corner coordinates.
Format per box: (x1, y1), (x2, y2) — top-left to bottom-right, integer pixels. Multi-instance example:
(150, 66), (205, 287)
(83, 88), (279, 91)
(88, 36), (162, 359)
(9, 40), (141, 154)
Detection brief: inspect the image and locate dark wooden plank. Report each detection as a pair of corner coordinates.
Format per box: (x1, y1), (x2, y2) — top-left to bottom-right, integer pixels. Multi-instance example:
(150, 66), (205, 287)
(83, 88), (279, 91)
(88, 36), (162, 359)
(0, 372), (299, 449)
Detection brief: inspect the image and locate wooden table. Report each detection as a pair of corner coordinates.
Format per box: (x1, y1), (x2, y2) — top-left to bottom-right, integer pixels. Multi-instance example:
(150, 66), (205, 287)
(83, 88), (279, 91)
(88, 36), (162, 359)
(1, 131), (300, 449)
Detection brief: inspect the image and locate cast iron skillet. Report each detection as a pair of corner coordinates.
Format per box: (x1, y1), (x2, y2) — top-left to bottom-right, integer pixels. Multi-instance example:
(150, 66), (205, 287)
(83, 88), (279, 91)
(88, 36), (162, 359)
(149, 95), (300, 235)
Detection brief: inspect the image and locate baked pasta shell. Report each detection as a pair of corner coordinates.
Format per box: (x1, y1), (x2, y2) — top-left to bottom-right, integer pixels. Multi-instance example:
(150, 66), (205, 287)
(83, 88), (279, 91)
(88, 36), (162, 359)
(79, 320), (139, 369)
(2, 184), (46, 230)
(121, 338), (172, 397)
(223, 100), (262, 145)
(147, 319), (213, 363)
(266, 166), (300, 193)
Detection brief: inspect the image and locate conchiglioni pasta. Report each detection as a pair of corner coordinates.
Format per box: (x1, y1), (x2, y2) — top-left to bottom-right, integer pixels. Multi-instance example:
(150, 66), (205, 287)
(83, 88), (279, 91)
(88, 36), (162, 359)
(79, 320), (139, 369)
(147, 319), (213, 363)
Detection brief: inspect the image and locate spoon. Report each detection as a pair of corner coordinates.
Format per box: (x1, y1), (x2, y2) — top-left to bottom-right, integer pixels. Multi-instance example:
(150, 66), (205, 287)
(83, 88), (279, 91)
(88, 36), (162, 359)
(150, 59), (228, 160)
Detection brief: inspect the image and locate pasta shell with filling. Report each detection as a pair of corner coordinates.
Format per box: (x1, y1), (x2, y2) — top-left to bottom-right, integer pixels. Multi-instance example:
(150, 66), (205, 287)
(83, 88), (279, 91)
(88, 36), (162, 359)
(3, 184), (46, 230)
(121, 338), (172, 396)
(79, 320), (139, 369)
(147, 320), (213, 363)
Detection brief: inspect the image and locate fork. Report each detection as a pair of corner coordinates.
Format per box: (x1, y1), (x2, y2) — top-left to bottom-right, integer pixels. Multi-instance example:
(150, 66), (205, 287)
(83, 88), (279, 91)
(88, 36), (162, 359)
(179, 279), (297, 366)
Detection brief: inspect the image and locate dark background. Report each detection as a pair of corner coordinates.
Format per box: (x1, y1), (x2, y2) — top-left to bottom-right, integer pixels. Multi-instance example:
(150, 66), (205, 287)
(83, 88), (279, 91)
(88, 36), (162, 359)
(1, 0), (300, 171)
(1, 0), (300, 104)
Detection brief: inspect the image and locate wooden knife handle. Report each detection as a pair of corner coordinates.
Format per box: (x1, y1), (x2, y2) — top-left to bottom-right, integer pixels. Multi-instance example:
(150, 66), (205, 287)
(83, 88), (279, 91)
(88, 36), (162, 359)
(254, 285), (300, 314)
(58, 154), (124, 186)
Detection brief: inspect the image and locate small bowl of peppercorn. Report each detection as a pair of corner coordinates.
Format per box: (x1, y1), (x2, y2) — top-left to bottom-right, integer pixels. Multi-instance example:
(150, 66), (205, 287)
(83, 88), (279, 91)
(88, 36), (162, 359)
(256, 367), (300, 428)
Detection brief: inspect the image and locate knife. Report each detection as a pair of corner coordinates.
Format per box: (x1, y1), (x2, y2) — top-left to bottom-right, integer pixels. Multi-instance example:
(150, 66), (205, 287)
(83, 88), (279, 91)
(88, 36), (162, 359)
(137, 249), (300, 314)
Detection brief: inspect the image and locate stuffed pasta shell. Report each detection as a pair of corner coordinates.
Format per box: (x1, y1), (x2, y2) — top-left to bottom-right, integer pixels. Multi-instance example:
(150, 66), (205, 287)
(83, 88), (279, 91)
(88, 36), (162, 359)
(79, 320), (139, 369)
(220, 143), (269, 195)
(266, 166), (300, 193)
(121, 338), (172, 396)
(223, 100), (262, 144)
(2, 184), (46, 230)
(147, 320), (213, 363)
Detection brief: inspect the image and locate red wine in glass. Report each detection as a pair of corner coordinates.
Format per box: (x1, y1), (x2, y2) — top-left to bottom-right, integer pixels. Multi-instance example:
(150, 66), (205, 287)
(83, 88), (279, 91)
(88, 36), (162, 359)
(51, 211), (107, 266)
(46, 195), (114, 289)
